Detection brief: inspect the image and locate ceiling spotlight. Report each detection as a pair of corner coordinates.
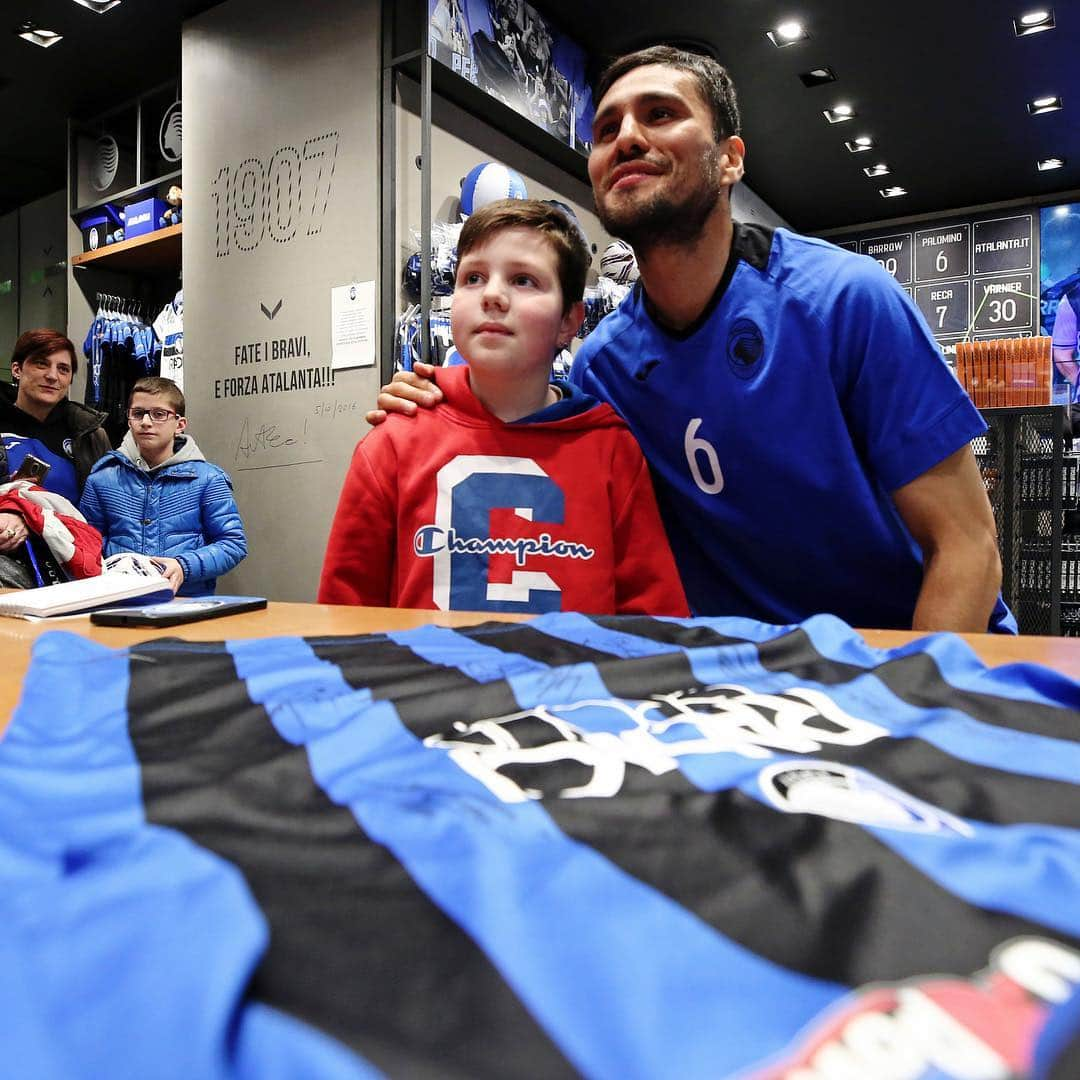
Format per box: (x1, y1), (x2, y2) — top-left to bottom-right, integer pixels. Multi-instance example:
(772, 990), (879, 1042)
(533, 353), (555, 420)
(16, 22), (63, 47)
(1027, 95), (1063, 115)
(767, 20), (810, 47)
(863, 163), (891, 178)
(799, 67), (837, 88)
(1037, 157), (1066, 171)
(71, 0), (122, 11)
(880, 186), (907, 198)
(823, 104), (855, 124)
(845, 136), (875, 153)
(1012, 8), (1055, 35)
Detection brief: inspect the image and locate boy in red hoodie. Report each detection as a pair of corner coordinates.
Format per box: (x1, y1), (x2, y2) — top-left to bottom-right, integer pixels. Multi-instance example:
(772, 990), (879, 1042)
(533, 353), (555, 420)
(319, 199), (687, 616)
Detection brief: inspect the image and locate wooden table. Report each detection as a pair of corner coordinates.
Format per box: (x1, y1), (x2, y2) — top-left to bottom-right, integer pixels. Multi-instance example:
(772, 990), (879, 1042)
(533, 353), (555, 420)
(0, 603), (529, 734)
(5, 603), (1080, 735)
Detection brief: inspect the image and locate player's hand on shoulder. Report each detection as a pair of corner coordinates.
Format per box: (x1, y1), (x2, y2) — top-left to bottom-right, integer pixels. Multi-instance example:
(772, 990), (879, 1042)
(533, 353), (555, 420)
(366, 362), (444, 426)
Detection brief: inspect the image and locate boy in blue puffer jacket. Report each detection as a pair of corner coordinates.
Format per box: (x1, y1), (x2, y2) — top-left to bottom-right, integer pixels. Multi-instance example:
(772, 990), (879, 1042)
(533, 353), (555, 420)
(80, 377), (246, 596)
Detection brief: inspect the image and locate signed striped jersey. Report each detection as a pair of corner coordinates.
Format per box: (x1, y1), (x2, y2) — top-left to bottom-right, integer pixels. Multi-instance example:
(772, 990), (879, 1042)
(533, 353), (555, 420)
(1, 612), (1078, 1078)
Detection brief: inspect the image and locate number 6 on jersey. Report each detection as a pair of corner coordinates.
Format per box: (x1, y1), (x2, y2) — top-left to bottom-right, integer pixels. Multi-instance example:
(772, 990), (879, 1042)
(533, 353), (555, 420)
(684, 418), (724, 495)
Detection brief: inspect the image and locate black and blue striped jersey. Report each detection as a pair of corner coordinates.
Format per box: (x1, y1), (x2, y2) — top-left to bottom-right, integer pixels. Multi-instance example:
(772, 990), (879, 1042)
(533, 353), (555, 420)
(2, 612), (1078, 1078)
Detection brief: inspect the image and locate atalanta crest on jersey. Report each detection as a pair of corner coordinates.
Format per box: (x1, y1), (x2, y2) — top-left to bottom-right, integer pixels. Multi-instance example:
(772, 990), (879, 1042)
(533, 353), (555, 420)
(633, 357), (662, 382)
(758, 761), (975, 836)
(727, 317), (765, 379)
(62, 438), (74, 458)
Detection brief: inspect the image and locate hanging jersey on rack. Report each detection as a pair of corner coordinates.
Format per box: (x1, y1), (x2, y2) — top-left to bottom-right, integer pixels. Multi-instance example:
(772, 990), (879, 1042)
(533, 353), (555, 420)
(83, 295), (162, 441)
(153, 289), (184, 391)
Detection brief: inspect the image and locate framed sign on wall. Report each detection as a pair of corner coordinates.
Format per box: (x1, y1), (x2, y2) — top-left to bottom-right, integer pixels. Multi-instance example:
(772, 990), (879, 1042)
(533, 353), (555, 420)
(828, 209), (1038, 351)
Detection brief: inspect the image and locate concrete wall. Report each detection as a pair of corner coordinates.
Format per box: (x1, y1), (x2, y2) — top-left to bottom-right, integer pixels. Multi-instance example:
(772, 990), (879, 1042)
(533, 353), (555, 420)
(0, 190), (67, 375)
(19, 191), (68, 337)
(183, 0), (382, 600)
(0, 211), (17, 376)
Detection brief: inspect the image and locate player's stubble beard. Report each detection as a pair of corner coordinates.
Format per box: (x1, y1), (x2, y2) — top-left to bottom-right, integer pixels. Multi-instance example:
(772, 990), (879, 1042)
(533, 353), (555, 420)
(594, 142), (724, 256)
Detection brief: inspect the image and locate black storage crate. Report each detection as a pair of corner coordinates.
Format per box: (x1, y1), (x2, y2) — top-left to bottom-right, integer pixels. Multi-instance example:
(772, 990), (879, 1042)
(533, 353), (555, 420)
(976, 406), (1079, 635)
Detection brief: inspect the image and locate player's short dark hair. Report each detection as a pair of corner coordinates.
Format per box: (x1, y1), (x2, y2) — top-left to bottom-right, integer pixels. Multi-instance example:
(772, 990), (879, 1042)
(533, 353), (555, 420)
(11, 328), (78, 377)
(131, 376), (185, 416)
(457, 198), (589, 314)
(595, 45), (741, 141)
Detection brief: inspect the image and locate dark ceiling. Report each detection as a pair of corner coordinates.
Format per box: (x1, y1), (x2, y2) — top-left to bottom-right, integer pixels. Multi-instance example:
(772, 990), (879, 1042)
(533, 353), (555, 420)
(1, 0), (1078, 233)
(0, 0), (223, 217)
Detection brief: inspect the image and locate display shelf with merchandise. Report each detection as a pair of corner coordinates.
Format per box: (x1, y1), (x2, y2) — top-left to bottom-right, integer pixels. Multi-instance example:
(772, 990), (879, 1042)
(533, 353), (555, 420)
(71, 224), (182, 275)
(380, 0), (595, 378)
(396, 54), (589, 183)
(976, 405), (1072, 634)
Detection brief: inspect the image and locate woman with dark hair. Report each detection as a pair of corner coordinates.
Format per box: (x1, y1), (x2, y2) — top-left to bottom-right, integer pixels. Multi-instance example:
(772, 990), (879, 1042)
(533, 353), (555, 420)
(0, 329), (109, 586)
(1, 328), (110, 502)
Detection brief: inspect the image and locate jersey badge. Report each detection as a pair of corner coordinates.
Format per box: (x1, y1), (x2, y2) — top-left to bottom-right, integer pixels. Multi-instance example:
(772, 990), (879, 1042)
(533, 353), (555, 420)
(758, 761), (974, 837)
(727, 317), (765, 379)
(633, 358), (662, 382)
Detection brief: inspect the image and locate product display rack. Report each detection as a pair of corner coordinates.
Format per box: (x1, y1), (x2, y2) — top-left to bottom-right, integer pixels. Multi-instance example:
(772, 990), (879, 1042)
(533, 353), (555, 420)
(67, 79), (183, 290)
(976, 405), (1080, 635)
(67, 79), (183, 412)
(70, 223), (182, 275)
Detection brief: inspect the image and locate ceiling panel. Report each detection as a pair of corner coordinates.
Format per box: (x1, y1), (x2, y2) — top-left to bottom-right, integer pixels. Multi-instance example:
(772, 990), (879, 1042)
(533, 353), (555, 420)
(0, 0), (222, 216)
(0, 0), (1077, 232)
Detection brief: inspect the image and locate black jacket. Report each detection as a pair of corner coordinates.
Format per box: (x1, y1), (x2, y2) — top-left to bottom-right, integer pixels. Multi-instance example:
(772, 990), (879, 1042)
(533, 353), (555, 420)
(0, 380), (111, 493)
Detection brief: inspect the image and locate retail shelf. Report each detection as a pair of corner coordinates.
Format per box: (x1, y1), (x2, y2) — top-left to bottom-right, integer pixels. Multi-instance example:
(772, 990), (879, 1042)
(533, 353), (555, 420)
(393, 55), (590, 186)
(71, 224), (182, 274)
(69, 169), (182, 218)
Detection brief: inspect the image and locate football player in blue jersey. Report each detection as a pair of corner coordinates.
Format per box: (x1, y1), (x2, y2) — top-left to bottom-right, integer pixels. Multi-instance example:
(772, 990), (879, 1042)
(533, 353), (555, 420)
(371, 47), (1010, 634)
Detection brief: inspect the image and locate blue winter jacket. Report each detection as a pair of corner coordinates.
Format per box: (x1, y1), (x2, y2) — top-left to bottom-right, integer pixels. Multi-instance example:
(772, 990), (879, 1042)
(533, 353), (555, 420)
(80, 432), (247, 597)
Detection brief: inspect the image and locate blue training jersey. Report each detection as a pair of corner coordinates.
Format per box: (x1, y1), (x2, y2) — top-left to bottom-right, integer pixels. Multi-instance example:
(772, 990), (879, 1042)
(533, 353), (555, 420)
(1, 431), (80, 503)
(572, 223), (1012, 631)
(1, 612), (1077, 1078)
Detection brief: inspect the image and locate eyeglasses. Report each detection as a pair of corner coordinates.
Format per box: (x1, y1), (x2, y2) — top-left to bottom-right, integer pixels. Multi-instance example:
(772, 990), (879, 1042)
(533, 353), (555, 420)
(127, 407), (179, 423)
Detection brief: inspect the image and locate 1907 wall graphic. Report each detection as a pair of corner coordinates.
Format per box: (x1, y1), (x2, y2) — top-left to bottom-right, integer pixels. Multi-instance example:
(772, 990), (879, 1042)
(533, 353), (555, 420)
(210, 131), (339, 258)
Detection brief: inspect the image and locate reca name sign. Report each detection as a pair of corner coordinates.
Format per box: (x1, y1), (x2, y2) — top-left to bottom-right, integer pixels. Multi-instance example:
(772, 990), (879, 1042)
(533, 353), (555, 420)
(827, 209), (1037, 347)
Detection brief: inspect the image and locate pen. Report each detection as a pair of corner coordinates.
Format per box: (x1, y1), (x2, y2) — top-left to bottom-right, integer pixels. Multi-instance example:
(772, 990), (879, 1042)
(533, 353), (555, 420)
(24, 537), (45, 587)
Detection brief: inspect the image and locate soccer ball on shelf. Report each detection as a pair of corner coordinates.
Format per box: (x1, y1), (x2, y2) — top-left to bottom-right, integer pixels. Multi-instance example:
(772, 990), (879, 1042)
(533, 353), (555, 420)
(459, 162), (528, 218)
(599, 239), (640, 285)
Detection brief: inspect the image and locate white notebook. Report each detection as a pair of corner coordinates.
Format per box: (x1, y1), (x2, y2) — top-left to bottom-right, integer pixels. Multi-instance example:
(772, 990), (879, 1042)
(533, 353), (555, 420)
(0, 573), (173, 619)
